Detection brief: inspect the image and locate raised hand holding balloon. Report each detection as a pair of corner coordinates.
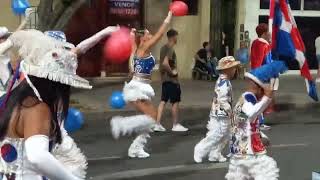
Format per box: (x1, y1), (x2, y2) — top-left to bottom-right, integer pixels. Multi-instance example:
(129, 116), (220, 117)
(109, 91), (126, 109)
(12, 0), (31, 15)
(170, 1), (188, 16)
(104, 27), (133, 64)
(64, 108), (84, 133)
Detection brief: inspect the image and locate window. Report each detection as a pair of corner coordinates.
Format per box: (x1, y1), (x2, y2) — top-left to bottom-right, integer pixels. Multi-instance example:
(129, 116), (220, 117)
(172, 0), (198, 15)
(304, 0), (320, 10)
(260, 0), (301, 10)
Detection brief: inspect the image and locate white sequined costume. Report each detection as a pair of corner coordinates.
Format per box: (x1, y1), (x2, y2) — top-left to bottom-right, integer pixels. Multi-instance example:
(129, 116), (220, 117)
(194, 74), (233, 163)
(225, 92), (279, 180)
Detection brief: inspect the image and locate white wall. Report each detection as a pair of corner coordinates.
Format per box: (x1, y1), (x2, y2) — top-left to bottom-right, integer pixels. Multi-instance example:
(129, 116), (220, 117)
(145, 0), (211, 80)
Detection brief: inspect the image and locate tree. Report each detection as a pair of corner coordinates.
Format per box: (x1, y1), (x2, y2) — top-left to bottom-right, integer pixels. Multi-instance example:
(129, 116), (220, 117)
(37, 0), (87, 31)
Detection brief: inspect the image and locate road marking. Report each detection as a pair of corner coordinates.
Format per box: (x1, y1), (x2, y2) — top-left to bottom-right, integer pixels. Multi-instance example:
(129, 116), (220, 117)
(87, 143), (309, 162)
(92, 163), (228, 180)
(89, 143), (309, 179)
(271, 143), (308, 148)
(88, 156), (122, 162)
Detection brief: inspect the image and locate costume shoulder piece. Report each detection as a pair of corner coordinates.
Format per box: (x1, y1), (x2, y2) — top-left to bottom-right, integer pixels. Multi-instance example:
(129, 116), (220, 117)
(243, 92), (257, 104)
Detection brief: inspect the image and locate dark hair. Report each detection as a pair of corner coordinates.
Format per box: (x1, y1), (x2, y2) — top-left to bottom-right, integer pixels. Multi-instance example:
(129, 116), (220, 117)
(167, 29), (178, 38)
(0, 76), (71, 144)
(256, 23), (268, 37)
(203, 42), (209, 48)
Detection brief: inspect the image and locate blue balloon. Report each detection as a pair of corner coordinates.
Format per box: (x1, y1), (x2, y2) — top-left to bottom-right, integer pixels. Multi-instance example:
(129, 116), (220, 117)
(109, 91), (126, 109)
(11, 0), (30, 15)
(64, 108), (84, 133)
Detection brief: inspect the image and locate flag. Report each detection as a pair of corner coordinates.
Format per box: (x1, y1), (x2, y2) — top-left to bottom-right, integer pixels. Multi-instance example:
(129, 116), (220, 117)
(269, 0), (318, 101)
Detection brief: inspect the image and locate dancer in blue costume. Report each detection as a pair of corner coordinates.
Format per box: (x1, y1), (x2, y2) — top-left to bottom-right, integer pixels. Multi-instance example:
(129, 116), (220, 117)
(110, 11), (174, 158)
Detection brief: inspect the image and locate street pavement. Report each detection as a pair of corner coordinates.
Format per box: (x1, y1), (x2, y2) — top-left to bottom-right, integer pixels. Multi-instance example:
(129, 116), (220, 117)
(70, 76), (320, 180)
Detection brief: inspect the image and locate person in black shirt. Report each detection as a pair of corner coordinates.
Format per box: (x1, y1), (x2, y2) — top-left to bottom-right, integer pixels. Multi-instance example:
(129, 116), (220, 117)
(194, 42), (218, 78)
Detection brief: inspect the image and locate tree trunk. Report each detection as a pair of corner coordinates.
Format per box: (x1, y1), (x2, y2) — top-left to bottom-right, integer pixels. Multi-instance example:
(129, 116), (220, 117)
(37, 0), (86, 31)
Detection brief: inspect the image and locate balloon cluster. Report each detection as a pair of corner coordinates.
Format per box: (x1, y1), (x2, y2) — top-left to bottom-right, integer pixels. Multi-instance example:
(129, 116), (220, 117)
(11, 0), (30, 15)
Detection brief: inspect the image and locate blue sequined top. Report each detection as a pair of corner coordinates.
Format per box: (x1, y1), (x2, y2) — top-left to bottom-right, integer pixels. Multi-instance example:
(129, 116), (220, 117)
(133, 55), (156, 75)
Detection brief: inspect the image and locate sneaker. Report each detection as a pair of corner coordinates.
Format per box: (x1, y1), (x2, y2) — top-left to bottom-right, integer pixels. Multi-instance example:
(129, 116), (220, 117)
(128, 149), (150, 158)
(153, 123), (166, 132)
(172, 123), (189, 132)
(260, 124), (271, 131)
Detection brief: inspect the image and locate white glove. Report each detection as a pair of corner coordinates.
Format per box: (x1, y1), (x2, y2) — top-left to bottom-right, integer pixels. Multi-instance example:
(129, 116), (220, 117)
(25, 135), (82, 180)
(25, 8), (35, 19)
(76, 26), (120, 54)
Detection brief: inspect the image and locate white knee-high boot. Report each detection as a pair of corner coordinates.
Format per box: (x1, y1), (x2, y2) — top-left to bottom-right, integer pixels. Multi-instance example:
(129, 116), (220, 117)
(110, 115), (155, 139)
(208, 137), (228, 162)
(128, 133), (151, 158)
(110, 115), (155, 158)
(194, 116), (229, 163)
(194, 117), (221, 163)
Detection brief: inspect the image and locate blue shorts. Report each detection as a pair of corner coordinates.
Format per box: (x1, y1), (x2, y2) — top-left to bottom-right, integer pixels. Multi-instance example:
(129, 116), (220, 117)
(317, 54), (320, 64)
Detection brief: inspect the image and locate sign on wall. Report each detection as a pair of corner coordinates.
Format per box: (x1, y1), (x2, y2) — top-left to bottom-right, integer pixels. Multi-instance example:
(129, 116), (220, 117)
(109, 0), (140, 17)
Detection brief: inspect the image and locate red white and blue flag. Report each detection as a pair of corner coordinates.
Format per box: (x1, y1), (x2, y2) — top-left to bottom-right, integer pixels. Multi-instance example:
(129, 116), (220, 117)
(269, 0), (318, 101)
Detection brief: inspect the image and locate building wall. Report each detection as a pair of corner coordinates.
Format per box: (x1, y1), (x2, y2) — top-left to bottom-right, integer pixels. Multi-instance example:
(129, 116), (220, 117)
(1, 0), (211, 79)
(145, 0), (211, 80)
(0, 0), (39, 30)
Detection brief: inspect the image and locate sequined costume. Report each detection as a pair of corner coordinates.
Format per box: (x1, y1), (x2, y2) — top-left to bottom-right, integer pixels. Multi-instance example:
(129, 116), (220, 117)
(225, 92), (279, 180)
(194, 74), (233, 163)
(111, 54), (156, 158)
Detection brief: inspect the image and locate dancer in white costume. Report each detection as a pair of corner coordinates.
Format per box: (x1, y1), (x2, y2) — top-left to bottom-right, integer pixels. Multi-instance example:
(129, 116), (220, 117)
(194, 56), (240, 163)
(110, 11), (173, 158)
(225, 61), (287, 180)
(0, 26), (118, 179)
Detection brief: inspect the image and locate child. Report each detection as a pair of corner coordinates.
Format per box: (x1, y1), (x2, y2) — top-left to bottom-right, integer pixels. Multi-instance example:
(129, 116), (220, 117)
(225, 61), (287, 180)
(194, 56), (240, 163)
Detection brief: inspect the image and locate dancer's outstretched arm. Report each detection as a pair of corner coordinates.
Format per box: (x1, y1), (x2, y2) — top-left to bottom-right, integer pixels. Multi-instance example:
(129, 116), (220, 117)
(74, 26), (119, 55)
(15, 8), (34, 31)
(141, 11), (173, 51)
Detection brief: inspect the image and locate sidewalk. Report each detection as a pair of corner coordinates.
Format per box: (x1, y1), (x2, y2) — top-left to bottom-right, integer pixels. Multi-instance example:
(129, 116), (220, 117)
(70, 75), (320, 113)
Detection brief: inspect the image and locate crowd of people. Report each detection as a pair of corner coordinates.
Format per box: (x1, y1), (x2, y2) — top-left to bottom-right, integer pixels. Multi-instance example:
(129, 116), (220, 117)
(0, 6), (318, 180)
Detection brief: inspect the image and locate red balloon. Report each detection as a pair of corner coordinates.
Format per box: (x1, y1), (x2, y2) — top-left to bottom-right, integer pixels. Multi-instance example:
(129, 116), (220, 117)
(169, 1), (188, 16)
(104, 28), (132, 64)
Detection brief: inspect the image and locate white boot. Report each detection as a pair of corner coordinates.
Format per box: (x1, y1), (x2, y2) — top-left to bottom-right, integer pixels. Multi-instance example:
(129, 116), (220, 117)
(208, 151), (227, 162)
(128, 133), (151, 158)
(208, 139), (228, 163)
(110, 115), (155, 139)
(194, 135), (214, 163)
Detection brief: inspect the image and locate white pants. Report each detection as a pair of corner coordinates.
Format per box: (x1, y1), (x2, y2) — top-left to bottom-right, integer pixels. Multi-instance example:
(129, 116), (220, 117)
(225, 155), (279, 180)
(194, 116), (230, 159)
